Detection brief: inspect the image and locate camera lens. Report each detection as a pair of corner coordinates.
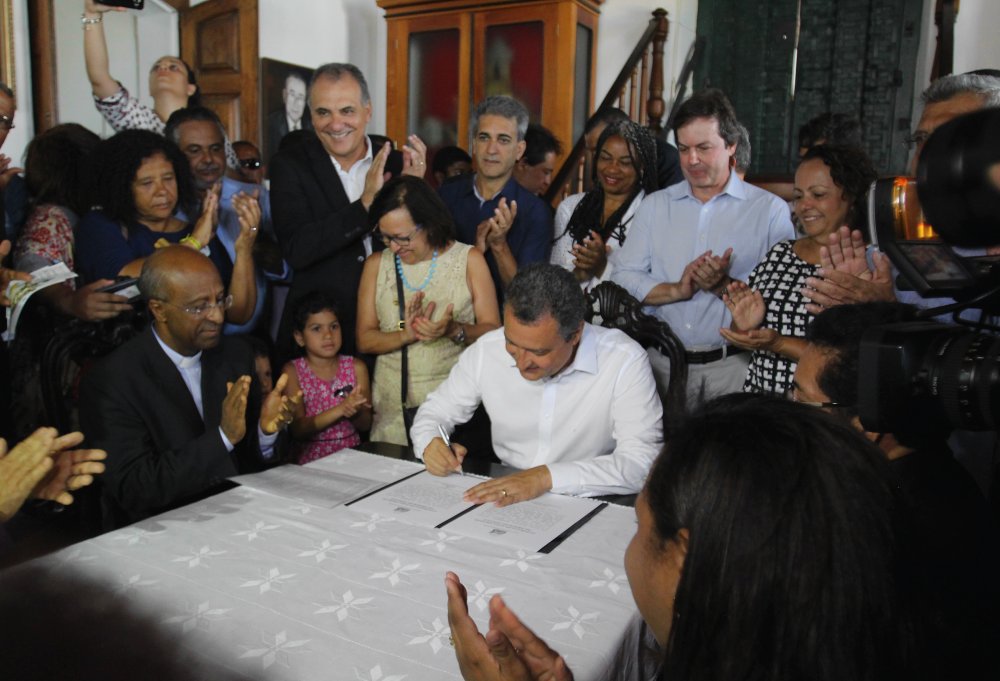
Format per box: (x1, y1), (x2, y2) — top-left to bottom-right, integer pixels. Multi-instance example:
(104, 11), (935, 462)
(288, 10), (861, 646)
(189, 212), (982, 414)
(926, 330), (1000, 430)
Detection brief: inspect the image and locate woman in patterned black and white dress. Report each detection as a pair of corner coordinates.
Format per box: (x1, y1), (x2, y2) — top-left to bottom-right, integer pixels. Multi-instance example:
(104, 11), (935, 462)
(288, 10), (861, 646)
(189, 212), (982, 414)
(720, 145), (876, 395)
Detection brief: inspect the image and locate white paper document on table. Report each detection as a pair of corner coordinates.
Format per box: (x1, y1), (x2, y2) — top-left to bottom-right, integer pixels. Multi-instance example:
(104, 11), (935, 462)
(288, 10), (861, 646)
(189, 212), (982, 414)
(229, 464), (381, 508)
(345, 469), (477, 526)
(443, 492), (606, 553)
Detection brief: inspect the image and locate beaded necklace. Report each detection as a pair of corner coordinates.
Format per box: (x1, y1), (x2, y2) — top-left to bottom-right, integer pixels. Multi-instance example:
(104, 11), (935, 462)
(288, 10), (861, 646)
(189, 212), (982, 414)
(395, 251), (439, 292)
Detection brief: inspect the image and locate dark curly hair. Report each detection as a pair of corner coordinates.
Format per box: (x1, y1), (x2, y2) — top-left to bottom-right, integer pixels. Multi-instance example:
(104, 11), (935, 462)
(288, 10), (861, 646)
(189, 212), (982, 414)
(560, 119), (657, 246)
(88, 129), (195, 229)
(368, 175), (455, 250)
(25, 123), (100, 216)
(799, 144), (877, 231)
(292, 290), (341, 332)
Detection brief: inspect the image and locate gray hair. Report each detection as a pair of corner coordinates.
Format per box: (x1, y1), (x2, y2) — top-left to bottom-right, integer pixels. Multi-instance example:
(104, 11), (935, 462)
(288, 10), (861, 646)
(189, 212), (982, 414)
(0, 82), (13, 100)
(505, 264), (586, 340)
(922, 73), (1000, 108)
(471, 96), (529, 142)
(309, 63), (370, 106)
(284, 72), (307, 90)
(733, 122), (751, 172)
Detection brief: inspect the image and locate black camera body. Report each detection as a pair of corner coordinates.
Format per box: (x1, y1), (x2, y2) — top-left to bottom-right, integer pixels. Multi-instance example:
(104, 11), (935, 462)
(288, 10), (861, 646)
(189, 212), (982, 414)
(860, 108), (1000, 435)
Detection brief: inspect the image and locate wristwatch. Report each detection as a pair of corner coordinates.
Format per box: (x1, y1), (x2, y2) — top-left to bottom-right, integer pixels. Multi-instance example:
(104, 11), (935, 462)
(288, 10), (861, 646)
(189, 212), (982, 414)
(451, 324), (467, 345)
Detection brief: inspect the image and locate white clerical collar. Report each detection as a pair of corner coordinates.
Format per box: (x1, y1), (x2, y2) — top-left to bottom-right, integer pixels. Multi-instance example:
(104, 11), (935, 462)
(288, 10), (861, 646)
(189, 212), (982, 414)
(152, 327), (202, 369)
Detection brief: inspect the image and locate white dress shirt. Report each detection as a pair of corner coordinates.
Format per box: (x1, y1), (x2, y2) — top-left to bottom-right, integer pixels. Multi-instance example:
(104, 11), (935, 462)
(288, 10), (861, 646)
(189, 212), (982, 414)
(152, 329), (277, 459)
(411, 324), (663, 496)
(330, 136), (374, 256)
(611, 173), (794, 349)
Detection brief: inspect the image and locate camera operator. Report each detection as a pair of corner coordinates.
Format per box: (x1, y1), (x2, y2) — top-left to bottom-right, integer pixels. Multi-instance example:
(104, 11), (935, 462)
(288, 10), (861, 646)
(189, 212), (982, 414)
(801, 72), (1000, 315)
(793, 302), (999, 681)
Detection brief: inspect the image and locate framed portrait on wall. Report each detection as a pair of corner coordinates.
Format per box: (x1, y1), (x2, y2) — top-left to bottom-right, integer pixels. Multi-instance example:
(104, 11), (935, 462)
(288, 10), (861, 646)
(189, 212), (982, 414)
(261, 58), (314, 163)
(0, 0), (15, 91)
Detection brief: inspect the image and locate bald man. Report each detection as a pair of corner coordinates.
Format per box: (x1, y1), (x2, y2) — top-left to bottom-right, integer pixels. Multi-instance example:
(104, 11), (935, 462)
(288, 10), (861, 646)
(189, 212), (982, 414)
(80, 247), (296, 527)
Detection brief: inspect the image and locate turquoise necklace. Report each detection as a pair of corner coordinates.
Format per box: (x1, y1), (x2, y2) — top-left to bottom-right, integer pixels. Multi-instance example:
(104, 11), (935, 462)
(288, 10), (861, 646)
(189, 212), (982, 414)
(396, 251), (438, 292)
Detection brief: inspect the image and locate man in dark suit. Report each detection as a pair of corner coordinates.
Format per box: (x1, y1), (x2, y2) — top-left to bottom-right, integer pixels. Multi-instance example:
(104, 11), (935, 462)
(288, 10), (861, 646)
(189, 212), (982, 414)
(79, 247), (297, 527)
(265, 72), (313, 162)
(269, 62), (426, 362)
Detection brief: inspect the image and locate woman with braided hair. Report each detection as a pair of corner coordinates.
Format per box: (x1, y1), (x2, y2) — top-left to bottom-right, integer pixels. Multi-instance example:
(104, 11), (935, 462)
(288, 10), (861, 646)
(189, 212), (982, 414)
(550, 119), (658, 289)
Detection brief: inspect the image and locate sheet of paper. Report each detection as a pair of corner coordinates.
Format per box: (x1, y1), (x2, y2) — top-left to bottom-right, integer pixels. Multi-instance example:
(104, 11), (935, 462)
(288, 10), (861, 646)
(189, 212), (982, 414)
(4, 262), (77, 342)
(345, 470), (476, 527)
(229, 465), (381, 508)
(443, 493), (605, 553)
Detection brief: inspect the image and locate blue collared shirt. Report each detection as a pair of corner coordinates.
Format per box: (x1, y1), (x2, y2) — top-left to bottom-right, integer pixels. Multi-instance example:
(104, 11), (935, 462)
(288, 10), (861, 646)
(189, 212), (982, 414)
(439, 174), (552, 295)
(611, 173), (794, 348)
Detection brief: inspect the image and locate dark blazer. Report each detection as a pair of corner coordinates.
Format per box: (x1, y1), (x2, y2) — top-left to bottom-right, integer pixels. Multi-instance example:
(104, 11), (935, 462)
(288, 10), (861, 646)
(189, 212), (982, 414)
(79, 328), (268, 527)
(269, 133), (400, 360)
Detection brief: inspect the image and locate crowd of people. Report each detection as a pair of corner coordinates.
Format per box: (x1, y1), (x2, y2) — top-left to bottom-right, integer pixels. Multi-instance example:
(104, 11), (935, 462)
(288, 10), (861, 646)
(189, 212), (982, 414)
(0, 7), (998, 677)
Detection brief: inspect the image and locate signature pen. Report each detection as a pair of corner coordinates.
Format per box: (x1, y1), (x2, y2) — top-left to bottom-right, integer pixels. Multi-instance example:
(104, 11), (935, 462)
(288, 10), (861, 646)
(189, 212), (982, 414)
(437, 424), (464, 476)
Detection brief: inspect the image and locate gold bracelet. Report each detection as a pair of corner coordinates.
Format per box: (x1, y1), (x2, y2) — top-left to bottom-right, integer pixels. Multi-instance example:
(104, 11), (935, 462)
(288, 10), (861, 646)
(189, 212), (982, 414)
(180, 235), (203, 250)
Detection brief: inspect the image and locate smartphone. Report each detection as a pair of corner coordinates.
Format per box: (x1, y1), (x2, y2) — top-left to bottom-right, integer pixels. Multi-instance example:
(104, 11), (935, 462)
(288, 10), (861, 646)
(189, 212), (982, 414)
(97, 277), (141, 300)
(100, 0), (144, 9)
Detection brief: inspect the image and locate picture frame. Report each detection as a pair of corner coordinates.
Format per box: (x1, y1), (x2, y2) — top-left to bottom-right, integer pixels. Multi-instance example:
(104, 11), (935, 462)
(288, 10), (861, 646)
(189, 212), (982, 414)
(0, 0), (14, 91)
(261, 57), (314, 163)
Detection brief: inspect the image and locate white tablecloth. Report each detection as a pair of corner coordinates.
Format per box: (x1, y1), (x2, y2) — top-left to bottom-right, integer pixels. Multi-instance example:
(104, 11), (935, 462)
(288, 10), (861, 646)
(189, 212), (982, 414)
(33, 450), (640, 680)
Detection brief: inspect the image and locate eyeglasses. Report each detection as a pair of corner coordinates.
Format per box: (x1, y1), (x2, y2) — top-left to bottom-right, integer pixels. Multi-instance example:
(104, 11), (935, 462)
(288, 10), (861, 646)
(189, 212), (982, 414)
(158, 294), (233, 318)
(239, 158), (262, 169)
(0, 114), (14, 131)
(373, 225), (422, 247)
(785, 387), (852, 409)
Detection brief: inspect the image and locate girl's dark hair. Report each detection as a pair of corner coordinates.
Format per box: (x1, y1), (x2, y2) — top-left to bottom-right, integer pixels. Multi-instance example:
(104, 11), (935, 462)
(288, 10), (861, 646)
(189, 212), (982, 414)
(799, 144), (877, 231)
(368, 175), (455, 249)
(561, 120), (657, 246)
(649, 393), (906, 681)
(25, 123), (101, 215)
(88, 129), (195, 229)
(292, 291), (341, 332)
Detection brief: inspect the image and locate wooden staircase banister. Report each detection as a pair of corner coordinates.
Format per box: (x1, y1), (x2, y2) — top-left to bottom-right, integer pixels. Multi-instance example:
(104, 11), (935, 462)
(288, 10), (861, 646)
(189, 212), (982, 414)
(544, 8), (670, 205)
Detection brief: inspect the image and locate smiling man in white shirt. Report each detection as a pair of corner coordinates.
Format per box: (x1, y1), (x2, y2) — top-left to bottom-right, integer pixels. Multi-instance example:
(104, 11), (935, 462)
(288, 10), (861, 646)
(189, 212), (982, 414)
(411, 263), (663, 505)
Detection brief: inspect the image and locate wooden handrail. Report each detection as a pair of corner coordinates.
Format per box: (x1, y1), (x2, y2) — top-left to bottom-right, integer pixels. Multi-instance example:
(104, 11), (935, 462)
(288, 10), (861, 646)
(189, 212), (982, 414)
(544, 8), (670, 205)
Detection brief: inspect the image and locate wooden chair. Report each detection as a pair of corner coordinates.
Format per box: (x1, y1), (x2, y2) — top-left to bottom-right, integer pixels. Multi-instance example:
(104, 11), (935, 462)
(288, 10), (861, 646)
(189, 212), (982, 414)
(584, 281), (687, 432)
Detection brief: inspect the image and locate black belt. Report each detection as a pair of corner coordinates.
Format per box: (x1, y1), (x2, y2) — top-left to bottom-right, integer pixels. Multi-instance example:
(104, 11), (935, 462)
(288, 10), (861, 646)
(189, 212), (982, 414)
(684, 345), (746, 365)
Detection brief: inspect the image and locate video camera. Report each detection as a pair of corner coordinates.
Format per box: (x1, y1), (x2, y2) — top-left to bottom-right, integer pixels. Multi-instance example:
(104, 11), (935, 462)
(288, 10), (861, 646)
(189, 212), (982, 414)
(860, 108), (1000, 436)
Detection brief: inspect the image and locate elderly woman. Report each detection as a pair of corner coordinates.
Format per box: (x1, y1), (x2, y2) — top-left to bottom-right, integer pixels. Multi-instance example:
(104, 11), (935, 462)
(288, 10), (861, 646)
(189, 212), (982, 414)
(447, 393), (909, 680)
(75, 129), (257, 324)
(720, 144), (877, 395)
(357, 176), (499, 445)
(550, 119), (657, 289)
(82, 0), (239, 168)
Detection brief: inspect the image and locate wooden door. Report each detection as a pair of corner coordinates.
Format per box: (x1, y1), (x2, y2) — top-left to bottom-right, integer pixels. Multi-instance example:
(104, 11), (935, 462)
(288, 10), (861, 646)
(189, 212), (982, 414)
(180, 0), (259, 146)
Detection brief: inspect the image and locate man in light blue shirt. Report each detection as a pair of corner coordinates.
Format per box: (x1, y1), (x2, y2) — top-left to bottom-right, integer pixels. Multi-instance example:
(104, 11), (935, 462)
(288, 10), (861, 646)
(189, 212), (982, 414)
(612, 89), (794, 404)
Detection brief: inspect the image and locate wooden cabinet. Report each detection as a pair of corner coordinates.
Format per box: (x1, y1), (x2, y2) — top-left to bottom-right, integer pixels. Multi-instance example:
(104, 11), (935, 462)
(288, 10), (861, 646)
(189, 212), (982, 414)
(378, 0), (600, 168)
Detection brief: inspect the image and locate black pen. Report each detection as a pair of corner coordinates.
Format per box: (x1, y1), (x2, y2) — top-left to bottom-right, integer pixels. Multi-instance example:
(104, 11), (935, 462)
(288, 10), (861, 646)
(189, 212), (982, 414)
(437, 424), (463, 476)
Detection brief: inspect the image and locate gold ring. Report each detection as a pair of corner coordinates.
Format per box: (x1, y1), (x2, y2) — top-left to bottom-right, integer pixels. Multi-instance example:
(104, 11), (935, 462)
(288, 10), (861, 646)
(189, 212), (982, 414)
(501, 489), (508, 498)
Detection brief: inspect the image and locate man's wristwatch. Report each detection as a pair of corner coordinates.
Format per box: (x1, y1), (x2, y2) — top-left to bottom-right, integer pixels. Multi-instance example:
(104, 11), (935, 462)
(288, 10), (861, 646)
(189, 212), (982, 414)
(451, 324), (467, 345)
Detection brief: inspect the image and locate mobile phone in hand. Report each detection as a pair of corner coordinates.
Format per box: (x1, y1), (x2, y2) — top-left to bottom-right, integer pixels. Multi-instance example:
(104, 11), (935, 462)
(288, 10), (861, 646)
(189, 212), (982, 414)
(99, 0), (145, 9)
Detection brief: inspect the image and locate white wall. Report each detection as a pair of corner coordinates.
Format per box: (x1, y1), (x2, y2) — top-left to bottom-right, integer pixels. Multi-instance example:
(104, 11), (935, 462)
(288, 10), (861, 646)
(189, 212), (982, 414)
(596, 0), (698, 134)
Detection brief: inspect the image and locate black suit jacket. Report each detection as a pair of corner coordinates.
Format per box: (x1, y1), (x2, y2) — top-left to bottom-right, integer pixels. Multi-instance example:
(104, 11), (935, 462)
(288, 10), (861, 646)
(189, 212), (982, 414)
(79, 328), (268, 527)
(269, 133), (400, 360)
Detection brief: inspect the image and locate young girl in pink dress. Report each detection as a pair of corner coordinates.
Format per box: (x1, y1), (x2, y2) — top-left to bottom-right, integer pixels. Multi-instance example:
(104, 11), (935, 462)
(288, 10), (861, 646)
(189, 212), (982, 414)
(283, 293), (372, 464)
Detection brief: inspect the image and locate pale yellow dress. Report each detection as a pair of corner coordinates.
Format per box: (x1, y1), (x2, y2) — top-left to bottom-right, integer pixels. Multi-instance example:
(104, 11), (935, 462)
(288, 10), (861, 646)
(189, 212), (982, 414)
(370, 242), (475, 445)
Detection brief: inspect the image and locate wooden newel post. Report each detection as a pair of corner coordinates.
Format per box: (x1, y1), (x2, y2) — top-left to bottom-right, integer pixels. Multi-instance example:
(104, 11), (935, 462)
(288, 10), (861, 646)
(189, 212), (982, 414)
(646, 8), (669, 138)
